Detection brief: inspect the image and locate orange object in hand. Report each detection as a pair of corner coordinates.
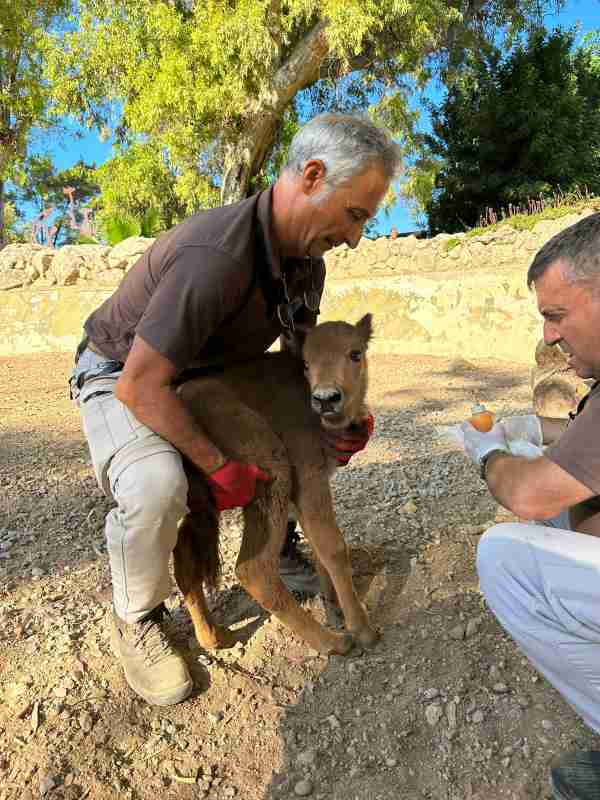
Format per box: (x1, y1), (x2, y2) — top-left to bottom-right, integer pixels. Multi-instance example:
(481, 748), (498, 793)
(469, 404), (494, 432)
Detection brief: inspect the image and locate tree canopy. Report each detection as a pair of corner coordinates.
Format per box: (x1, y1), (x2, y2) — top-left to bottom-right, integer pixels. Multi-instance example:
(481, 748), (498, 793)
(419, 27), (600, 234)
(0, 0), (72, 243)
(43, 0), (560, 224)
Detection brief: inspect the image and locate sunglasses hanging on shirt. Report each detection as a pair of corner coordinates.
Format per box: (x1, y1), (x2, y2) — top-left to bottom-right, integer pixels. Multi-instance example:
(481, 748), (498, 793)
(276, 259), (320, 332)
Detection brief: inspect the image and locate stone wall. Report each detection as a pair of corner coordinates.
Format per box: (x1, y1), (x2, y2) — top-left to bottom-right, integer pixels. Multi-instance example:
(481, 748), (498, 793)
(1, 208), (596, 362)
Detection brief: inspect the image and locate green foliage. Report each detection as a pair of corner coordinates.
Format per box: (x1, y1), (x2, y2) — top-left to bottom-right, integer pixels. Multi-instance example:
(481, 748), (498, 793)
(419, 28), (600, 235)
(0, 0), (71, 178)
(99, 207), (162, 246)
(15, 154), (100, 213)
(43, 0), (558, 207)
(3, 201), (27, 243)
(0, 0), (72, 242)
(444, 237), (461, 251)
(95, 141), (207, 230)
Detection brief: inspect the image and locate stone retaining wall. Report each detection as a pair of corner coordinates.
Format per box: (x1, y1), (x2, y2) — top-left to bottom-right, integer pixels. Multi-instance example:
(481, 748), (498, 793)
(1, 208), (597, 362)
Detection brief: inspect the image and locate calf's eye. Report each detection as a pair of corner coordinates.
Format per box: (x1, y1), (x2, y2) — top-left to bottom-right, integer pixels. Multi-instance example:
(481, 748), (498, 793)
(349, 350), (362, 362)
(303, 360), (309, 370)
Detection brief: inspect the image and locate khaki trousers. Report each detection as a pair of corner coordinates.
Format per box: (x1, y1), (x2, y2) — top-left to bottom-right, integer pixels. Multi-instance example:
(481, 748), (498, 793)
(72, 348), (189, 623)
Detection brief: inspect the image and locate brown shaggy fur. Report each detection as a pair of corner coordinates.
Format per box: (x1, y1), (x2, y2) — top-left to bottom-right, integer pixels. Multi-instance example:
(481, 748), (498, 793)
(174, 314), (379, 655)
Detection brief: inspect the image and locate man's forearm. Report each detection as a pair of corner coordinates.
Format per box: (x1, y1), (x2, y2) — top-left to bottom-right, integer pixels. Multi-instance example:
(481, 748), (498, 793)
(119, 384), (226, 474)
(484, 451), (550, 519)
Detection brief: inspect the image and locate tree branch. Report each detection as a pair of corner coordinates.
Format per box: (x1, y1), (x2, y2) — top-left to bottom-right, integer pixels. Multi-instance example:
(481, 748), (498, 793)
(221, 20), (330, 203)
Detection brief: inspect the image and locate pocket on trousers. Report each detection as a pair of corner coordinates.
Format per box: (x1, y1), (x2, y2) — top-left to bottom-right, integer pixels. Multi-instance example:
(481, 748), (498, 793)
(81, 393), (156, 490)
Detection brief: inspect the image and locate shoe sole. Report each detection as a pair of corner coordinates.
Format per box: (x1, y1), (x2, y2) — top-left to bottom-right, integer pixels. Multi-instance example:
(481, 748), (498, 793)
(551, 750), (600, 799)
(110, 626), (193, 707)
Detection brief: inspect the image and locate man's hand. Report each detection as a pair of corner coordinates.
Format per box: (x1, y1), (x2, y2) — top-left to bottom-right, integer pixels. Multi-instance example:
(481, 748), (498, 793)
(321, 414), (374, 465)
(207, 460), (271, 512)
(500, 414), (543, 447)
(459, 421), (508, 466)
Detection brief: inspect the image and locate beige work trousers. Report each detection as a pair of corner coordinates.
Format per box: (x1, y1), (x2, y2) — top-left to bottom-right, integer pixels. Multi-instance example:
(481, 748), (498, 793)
(73, 348), (189, 623)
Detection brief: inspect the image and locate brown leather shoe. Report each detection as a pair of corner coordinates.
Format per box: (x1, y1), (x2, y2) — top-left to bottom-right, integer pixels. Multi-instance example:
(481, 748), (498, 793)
(110, 603), (193, 706)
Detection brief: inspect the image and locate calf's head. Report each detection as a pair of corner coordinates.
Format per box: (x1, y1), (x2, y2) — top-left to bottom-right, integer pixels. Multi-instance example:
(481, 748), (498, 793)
(302, 313), (372, 430)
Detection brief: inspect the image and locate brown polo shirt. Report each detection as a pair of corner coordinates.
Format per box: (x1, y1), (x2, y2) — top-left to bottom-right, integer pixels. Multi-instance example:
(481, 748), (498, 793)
(84, 188), (325, 373)
(546, 381), (600, 510)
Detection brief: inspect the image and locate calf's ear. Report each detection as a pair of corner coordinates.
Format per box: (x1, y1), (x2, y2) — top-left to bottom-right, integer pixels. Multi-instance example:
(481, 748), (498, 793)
(355, 313), (373, 346)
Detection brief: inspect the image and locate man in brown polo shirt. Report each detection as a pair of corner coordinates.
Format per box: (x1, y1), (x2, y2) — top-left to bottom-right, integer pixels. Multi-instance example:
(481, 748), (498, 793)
(453, 213), (600, 791)
(70, 113), (402, 706)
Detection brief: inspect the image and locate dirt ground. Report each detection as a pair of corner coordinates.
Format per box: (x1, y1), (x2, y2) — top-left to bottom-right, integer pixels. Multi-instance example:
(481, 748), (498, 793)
(1, 350), (597, 800)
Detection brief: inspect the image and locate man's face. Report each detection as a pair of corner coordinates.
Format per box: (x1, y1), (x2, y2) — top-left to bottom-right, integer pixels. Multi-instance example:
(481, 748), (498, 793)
(535, 259), (600, 379)
(299, 161), (390, 258)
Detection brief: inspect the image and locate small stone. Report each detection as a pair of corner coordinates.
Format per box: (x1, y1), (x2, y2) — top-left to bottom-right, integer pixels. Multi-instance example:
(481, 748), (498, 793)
(385, 757), (398, 767)
(492, 682), (509, 694)
(39, 773), (58, 796)
(327, 714), (340, 729)
(31, 567), (44, 578)
(446, 700), (458, 729)
(423, 688), (440, 701)
(449, 624), (466, 641)
(425, 704), (443, 726)
(297, 749), (317, 766)
(294, 778), (314, 797)
(541, 719), (554, 731)
(472, 710), (485, 724)
(223, 788), (236, 798)
(402, 501), (417, 514)
(465, 619), (480, 638)
(5, 682), (27, 705)
(79, 711), (94, 732)
(208, 711), (223, 724)
(517, 695), (530, 709)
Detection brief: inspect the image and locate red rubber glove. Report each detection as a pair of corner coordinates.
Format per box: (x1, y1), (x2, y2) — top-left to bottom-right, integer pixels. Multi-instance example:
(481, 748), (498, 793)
(207, 460), (271, 512)
(321, 414), (374, 465)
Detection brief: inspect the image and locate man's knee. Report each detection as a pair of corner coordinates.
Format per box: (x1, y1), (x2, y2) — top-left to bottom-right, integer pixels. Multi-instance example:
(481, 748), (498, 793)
(112, 452), (189, 519)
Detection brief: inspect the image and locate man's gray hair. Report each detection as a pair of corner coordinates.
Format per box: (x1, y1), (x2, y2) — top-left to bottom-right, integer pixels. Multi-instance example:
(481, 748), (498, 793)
(284, 113), (403, 188)
(527, 212), (600, 288)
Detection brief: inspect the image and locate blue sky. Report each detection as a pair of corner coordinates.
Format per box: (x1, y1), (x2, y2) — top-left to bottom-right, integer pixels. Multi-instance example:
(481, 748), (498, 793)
(31, 0), (600, 236)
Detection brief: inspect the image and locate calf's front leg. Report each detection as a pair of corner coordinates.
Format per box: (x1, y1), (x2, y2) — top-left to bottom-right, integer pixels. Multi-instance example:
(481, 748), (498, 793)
(295, 478), (380, 649)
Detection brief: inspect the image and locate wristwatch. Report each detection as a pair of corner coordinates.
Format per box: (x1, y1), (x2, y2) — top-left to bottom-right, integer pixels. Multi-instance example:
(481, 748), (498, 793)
(480, 448), (508, 481)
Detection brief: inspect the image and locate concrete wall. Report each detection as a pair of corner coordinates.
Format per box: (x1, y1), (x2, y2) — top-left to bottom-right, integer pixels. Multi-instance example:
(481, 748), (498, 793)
(1, 208), (596, 362)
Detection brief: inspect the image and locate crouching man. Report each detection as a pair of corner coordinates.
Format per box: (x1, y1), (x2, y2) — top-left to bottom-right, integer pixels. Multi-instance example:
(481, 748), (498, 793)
(458, 213), (600, 792)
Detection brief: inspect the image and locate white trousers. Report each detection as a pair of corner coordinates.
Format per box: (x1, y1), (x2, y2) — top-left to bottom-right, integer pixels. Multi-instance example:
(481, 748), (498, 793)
(477, 514), (600, 733)
(73, 348), (189, 623)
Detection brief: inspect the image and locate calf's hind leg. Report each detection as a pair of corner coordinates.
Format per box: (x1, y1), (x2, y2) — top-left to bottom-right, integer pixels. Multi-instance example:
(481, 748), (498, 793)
(174, 510), (236, 650)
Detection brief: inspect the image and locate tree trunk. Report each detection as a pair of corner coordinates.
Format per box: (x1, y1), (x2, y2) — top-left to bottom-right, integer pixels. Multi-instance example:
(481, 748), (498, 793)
(220, 20), (330, 205)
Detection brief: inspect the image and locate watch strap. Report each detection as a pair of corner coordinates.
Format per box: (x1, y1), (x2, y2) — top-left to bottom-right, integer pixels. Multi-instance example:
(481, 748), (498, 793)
(480, 448), (508, 480)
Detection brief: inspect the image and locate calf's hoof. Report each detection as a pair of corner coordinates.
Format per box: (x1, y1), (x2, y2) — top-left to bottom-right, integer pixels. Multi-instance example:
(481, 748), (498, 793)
(324, 631), (355, 656)
(351, 624), (381, 649)
(198, 624), (237, 651)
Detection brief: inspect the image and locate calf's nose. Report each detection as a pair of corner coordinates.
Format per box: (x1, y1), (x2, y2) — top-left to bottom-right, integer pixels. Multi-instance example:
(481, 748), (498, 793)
(311, 385), (344, 414)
